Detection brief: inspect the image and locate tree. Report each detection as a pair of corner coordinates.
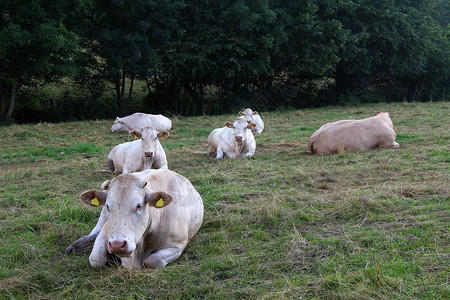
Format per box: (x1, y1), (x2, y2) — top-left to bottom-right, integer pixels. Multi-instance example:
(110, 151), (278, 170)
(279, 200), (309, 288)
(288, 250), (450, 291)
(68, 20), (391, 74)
(74, 0), (181, 114)
(332, 0), (449, 101)
(0, 0), (78, 119)
(157, 0), (286, 114)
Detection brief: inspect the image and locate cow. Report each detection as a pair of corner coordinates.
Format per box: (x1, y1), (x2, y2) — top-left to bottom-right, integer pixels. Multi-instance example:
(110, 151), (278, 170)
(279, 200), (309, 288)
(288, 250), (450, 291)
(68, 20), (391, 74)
(208, 116), (257, 159)
(107, 126), (169, 173)
(309, 119), (356, 140)
(66, 169), (204, 269)
(111, 113), (172, 133)
(239, 108), (264, 133)
(307, 111), (400, 154)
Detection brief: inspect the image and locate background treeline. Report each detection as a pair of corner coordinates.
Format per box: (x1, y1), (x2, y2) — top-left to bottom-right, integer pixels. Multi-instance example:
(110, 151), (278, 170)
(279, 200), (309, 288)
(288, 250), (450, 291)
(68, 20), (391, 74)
(1, 0), (448, 123)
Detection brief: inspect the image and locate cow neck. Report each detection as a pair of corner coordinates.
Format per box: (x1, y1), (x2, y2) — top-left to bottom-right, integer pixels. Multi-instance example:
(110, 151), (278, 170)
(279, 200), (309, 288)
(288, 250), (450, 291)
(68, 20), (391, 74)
(234, 137), (246, 155)
(143, 154), (156, 168)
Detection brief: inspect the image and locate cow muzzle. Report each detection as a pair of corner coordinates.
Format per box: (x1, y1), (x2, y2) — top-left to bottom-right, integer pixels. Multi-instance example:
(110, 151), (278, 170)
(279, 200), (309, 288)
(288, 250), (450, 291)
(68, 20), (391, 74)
(144, 151), (154, 158)
(235, 136), (243, 143)
(108, 239), (132, 257)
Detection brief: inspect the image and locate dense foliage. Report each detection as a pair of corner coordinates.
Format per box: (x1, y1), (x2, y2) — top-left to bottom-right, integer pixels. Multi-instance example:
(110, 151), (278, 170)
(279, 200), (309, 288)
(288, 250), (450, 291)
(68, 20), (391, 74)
(0, 0), (78, 120)
(1, 0), (448, 122)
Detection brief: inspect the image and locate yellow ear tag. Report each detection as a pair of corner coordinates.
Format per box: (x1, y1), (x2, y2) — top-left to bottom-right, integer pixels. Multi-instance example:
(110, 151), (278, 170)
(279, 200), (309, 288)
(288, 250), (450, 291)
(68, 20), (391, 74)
(91, 197), (100, 206)
(251, 125), (256, 129)
(156, 198), (164, 207)
(133, 134), (139, 139)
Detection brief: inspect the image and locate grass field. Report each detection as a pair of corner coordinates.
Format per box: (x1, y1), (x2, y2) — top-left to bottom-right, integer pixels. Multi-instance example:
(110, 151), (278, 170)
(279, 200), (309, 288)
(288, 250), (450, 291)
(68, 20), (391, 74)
(0, 101), (448, 299)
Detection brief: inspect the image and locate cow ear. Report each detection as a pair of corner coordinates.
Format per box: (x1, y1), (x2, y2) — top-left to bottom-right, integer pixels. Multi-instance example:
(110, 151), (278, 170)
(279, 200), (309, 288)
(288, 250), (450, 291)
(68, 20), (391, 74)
(373, 111), (382, 116)
(253, 111), (258, 115)
(80, 190), (107, 207)
(130, 130), (142, 139)
(101, 180), (111, 190)
(157, 131), (169, 139)
(145, 191), (173, 208)
(239, 111), (244, 115)
(225, 122), (233, 128)
(138, 180), (147, 189)
(247, 122), (257, 129)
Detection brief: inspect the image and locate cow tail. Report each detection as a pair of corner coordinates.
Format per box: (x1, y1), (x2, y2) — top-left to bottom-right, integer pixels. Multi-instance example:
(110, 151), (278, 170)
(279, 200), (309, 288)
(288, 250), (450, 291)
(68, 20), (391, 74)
(107, 158), (115, 172)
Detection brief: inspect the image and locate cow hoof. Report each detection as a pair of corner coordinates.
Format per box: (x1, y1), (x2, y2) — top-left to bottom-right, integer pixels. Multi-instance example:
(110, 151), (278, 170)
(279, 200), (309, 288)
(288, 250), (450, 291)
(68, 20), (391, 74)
(66, 242), (88, 254)
(65, 236), (95, 254)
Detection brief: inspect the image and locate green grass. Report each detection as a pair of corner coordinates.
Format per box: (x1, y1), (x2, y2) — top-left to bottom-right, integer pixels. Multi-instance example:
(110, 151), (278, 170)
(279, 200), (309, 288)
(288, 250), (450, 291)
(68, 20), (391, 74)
(0, 101), (449, 299)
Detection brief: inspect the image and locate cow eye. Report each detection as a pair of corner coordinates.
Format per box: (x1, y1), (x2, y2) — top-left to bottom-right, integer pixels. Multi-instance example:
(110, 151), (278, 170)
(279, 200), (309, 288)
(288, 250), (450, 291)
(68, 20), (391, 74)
(136, 203), (142, 210)
(106, 204), (110, 212)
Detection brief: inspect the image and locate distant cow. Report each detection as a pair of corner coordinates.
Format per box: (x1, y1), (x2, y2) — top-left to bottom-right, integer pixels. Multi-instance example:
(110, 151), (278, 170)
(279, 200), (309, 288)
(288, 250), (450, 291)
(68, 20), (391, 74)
(111, 113), (172, 133)
(208, 116), (257, 159)
(107, 126), (169, 173)
(239, 108), (264, 133)
(66, 169), (204, 269)
(307, 111), (400, 154)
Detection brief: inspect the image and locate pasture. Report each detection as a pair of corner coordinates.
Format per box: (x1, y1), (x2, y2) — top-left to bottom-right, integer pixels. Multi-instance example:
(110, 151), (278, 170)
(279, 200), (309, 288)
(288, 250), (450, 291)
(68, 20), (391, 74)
(0, 101), (448, 299)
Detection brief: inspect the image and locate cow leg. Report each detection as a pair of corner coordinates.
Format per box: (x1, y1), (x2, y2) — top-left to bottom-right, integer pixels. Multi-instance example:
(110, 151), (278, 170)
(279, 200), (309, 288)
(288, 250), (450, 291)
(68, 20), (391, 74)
(241, 143), (255, 158)
(392, 142), (400, 148)
(143, 246), (184, 269)
(241, 152), (254, 158)
(66, 206), (108, 253)
(216, 147), (224, 159)
(89, 232), (108, 267)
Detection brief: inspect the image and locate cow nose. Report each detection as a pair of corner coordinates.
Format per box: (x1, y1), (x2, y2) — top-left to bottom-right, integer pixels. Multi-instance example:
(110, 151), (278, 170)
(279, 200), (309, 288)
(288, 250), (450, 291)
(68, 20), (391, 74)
(236, 136), (243, 142)
(144, 151), (153, 158)
(108, 240), (128, 255)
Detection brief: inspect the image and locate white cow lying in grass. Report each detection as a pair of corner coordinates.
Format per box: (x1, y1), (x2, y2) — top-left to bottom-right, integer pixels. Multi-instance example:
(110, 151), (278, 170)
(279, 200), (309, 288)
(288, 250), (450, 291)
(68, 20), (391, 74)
(239, 108), (264, 133)
(66, 169), (204, 269)
(307, 111), (400, 154)
(111, 112), (172, 133)
(208, 116), (257, 159)
(107, 126), (169, 173)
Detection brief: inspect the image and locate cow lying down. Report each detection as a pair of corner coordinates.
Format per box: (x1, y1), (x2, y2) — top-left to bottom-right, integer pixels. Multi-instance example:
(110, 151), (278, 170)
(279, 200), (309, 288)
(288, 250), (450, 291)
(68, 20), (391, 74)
(107, 126), (169, 173)
(66, 169), (204, 269)
(307, 111), (400, 154)
(111, 112), (172, 133)
(239, 108), (264, 133)
(208, 116), (257, 159)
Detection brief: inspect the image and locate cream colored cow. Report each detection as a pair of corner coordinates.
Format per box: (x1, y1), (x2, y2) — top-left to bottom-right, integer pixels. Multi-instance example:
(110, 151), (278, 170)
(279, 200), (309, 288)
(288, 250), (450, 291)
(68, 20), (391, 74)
(208, 116), (257, 159)
(307, 111), (400, 154)
(111, 113), (172, 133)
(239, 108), (264, 133)
(107, 126), (169, 173)
(66, 169), (204, 269)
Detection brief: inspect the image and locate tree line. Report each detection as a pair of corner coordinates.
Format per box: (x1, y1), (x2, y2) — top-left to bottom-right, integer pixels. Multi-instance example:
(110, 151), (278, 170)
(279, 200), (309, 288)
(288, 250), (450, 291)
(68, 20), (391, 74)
(1, 0), (448, 122)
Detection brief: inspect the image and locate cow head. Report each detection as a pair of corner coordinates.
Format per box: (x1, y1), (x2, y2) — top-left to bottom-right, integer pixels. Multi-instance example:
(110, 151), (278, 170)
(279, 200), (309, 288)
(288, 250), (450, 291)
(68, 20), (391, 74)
(374, 111), (394, 130)
(239, 108), (258, 123)
(225, 116), (256, 144)
(111, 117), (123, 132)
(80, 174), (173, 257)
(129, 126), (169, 162)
